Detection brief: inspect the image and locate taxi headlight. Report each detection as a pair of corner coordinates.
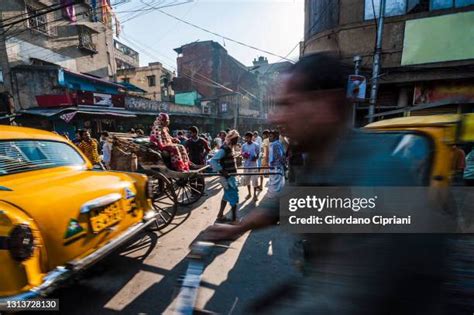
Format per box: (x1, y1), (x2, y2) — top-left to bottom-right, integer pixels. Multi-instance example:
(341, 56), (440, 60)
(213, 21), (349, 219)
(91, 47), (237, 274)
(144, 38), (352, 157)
(8, 224), (35, 262)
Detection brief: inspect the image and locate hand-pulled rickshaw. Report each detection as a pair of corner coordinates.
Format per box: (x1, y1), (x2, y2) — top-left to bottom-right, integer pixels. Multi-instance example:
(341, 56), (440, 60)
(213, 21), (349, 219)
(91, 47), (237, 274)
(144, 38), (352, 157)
(108, 133), (281, 230)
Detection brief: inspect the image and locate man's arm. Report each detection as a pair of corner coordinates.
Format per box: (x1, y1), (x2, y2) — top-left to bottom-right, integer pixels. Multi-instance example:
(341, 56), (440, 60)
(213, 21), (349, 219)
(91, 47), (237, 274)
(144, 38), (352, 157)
(203, 139), (211, 152)
(209, 149), (224, 171)
(203, 207), (278, 241)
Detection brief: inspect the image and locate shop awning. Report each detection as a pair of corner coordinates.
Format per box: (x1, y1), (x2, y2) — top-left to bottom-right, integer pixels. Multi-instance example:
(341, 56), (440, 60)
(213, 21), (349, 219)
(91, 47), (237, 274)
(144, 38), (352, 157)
(18, 106), (137, 118)
(18, 107), (73, 117)
(117, 81), (147, 93)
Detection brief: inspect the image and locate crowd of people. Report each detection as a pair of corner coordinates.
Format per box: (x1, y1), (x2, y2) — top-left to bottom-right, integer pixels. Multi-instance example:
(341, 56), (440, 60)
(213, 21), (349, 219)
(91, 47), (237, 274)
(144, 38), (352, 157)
(70, 112), (290, 220)
(54, 52), (473, 313)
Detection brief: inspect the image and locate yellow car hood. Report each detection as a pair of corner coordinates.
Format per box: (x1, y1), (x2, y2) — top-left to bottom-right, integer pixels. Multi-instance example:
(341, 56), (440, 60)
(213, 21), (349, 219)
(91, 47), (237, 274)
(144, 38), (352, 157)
(0, 167), (143, 270)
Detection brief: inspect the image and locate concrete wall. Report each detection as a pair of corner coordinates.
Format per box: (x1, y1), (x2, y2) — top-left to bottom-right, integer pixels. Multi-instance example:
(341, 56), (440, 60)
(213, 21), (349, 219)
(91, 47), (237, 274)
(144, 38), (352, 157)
(10, 65), (63, 109)
(114, 39), (139, 69)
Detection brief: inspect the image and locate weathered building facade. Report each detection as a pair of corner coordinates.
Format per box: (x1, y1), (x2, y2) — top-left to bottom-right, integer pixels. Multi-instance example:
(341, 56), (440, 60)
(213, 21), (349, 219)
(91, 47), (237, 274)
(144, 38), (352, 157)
(249, 56), (292, 118)
(114, 39), (139, 70)
(304, 0), (474, 122)
(116, 62), (174, 101)
(173, 41), (264, 133)
(0, 0), (117, 116)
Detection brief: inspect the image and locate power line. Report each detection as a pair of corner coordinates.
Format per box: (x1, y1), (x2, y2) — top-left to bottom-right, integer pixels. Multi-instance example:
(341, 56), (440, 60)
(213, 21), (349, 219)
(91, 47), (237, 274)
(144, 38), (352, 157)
(153, 8), (293, 62)
(258, 1), (335, 76)
(2, 0), (184, 58)
(119, 32), (261, 102)
(118, 34), (227, 90)
(1, 1), (81, 29)
(0, 2), (65, 24)
(119, 0), (194, 24)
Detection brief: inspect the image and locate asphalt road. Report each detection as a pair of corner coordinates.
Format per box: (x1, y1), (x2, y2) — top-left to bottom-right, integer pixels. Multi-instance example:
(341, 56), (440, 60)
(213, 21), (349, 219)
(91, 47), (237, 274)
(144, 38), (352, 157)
(44, 178), (299, 315)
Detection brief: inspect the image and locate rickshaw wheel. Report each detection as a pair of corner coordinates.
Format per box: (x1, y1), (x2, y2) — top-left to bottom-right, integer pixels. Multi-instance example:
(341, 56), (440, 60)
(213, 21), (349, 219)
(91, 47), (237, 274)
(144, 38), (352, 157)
(167, 176), (205, 206)
(149, 172), (178, 230)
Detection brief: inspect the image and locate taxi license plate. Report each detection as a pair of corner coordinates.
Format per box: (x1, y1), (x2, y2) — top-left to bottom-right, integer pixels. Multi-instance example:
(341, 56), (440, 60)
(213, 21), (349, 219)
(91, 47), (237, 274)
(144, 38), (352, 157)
(89, 202), (123, 233)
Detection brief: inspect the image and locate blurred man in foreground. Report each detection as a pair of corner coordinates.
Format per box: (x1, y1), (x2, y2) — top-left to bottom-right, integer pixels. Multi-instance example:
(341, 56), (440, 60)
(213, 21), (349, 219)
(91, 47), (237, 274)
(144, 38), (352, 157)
(204, 53), (452, 314)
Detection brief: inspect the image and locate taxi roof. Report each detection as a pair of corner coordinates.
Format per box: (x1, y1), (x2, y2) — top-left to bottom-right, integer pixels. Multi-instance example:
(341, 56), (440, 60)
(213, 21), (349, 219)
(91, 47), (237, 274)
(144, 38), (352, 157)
(0, 125), (69, 142)
(365, 114), (461, 129)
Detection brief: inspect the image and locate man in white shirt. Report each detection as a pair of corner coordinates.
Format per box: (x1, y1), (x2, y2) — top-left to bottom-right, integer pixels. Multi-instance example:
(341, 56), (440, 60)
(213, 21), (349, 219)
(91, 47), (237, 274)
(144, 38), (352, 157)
(253, 131), (263, 147)
(100, 131), (113, 169)
(241, 131), (260, 201)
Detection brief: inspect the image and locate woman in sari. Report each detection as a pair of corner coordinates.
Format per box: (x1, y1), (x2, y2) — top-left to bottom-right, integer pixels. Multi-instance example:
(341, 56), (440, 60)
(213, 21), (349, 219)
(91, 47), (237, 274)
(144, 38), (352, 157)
(150, 113), (190, 171)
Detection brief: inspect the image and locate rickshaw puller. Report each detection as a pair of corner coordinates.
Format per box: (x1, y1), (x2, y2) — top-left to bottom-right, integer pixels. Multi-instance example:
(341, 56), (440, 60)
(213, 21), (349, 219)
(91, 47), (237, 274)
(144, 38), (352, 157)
(209, 130), (240, 222)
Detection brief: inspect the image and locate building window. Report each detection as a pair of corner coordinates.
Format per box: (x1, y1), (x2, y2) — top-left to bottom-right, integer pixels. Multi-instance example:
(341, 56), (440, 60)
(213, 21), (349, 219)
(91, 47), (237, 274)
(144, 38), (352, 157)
(430, 0), (474, 9)
(306, 0), (339, 38)
(26, 5), (49, 34)
(78, 26), (96, 53)
(147, 75), (156, 87)
(365, 0), (409, 19)
(160, 74), (170, 87)
(221, 103), (228, 113)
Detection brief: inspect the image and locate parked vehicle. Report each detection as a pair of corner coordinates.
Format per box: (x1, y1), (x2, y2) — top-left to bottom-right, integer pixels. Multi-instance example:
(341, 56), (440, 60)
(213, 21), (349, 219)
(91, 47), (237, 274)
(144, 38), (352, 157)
(0, 126), (159, 302)
(365, 114), (474, 187)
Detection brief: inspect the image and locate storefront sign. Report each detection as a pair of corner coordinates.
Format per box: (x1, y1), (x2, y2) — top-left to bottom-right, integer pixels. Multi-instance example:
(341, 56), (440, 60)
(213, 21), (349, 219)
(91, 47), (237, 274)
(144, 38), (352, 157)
(347, 75), (366, 100)
(125, 96), (169, 112)
(413, 81), (474, 105)
(93, 93), (113, 106)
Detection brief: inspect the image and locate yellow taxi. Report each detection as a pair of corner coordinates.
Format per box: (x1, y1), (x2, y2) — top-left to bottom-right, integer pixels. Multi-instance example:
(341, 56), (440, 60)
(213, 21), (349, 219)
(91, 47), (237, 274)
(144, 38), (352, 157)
(365, 113), (474, 187)
(0, 126), (157, 301)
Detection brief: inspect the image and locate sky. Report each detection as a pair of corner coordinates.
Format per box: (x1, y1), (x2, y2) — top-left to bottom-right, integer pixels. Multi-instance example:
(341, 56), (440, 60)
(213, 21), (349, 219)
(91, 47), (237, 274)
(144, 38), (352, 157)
(113, 0), (304, 71)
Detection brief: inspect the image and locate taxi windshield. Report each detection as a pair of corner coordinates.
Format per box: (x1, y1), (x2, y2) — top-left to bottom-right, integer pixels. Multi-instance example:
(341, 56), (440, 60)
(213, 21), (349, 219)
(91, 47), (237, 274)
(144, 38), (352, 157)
(0, 140), (85, 176)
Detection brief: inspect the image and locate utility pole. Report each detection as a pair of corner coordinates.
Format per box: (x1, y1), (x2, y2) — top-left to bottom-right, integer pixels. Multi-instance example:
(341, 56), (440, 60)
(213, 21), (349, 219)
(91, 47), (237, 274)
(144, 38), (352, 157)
(368, 0), (386, 123)
(233, 94), (239, 129)
(352, 55), (362, 127)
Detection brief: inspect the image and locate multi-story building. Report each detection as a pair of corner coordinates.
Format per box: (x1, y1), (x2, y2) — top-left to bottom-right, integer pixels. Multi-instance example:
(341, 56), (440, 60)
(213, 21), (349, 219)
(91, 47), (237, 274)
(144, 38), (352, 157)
(304, 0), (474, 122)
(173, 40), (263, 132)
(249, 56), (292, 118)
(0, 0), (117, 116)
(114, 39), (139, 70)
(116, 62), (174, 101)
(1, 0), (116, 78)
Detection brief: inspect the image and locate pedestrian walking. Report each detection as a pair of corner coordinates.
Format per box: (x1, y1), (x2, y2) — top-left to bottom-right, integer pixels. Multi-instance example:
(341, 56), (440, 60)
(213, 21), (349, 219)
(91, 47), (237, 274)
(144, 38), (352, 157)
(241, 131), (260, 201)
(267, 130), (285, 197)
(77, 130), (102, 167)
(177, 131), (188, 145)
(185, 126), (211, 165)
(100, 131), (113, 170)
(215, 131), (227, 149)
(209, 130), (240, 222)
(72, 129), (82, 145)
(253, 131), (263, 147)
(259, 129), (270, 189)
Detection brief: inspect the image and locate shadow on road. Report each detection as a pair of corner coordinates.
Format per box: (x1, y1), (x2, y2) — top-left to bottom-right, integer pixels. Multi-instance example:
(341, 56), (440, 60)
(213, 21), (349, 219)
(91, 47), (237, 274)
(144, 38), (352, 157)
(39, 181), (297, 315)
